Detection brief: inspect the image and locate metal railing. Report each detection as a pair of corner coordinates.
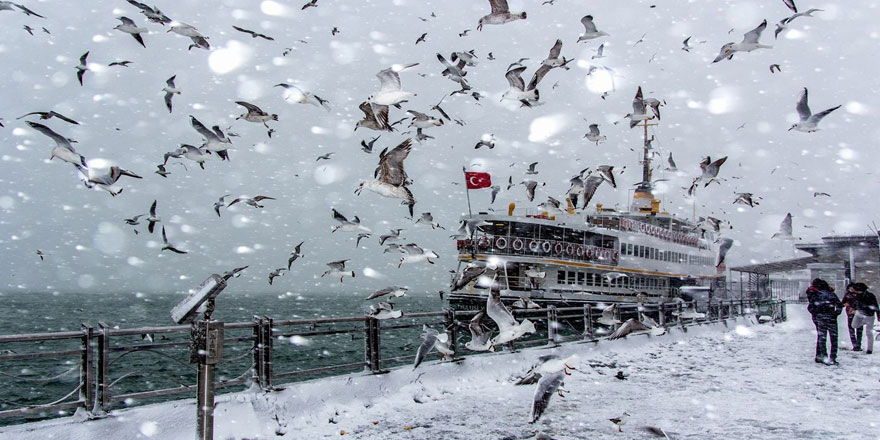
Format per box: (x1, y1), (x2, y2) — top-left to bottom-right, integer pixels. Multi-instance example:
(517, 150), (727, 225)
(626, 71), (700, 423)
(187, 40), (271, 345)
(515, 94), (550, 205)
(0, 298), (786, 426)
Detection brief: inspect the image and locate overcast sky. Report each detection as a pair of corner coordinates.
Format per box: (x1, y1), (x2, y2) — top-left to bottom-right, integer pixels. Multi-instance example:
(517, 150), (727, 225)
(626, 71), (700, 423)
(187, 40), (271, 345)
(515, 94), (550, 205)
(1, 0), (877, 296)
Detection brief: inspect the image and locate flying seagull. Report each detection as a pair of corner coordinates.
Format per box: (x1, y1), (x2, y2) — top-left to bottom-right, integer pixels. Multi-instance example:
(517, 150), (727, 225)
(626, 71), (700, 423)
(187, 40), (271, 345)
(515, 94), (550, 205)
(697, 156), (727, 187)
(161, 226), (187, 254)
(355, 101), (393, 132)
(235, 101), (278, 129)
(486, 281), (536, 347)
(213, 194), (231, 217)
(529, 370), (566, 423)
(415, 212), (444, 229)
(321, 260), (355, 283)
(584, 123), (606, 145)
(368, 64), (419, 106)
(18, 110), (79, 125)
(355, 138), (416, 217)
(398, 243), (439, 267)
(114, 16), (147, 47)
(146, 200), (160, 233)
(232, 25), (274, 40)
(25, 121), (87, 167)
(227, 195), (276, 209)
(75, 52), (89, 86)
(86, 166), (142, 196)
(682, 36), (693, 52)
(369, 301), (403, 320)
(360, 136), (380, 153)
(465, 310), (493, 351)
(715, 237), (734, 268)
(577, 15), (609, 42)
(477, 0), (526, 31)
(275, 83), (330, 110)
(413, 326), (453, 368)
(331, 209), (369, 233)
(126, 0), (171, 25)
(775, 8), (823, 39)
(366, 286), (408, 301)
(788, 87), (840, 133)
(378, 229), (404, 246)
(733, 192), (760, 207)
(713, 20), (771, 63)
(771, 212), (800, 240)
(288, 241), (304, 269)
(268, 268), (286, 285)
(162, 75), (180, 113)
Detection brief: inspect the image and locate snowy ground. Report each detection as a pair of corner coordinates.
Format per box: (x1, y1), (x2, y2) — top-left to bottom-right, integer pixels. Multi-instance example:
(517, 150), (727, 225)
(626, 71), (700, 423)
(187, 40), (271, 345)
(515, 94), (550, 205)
(3, 305), (879, 440)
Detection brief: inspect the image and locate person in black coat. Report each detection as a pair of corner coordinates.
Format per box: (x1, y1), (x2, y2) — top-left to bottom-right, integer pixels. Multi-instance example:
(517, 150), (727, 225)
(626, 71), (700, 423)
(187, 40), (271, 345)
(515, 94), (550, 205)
(850, 282), (879, 354)
(806, 278), (843, 365)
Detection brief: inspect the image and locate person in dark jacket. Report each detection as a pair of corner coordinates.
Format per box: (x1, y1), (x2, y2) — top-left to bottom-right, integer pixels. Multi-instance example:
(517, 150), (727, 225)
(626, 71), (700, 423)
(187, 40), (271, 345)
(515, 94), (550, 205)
(850, 283), (879, 354)
(841, 284), (863, 350)
(806, 278), (843, 365)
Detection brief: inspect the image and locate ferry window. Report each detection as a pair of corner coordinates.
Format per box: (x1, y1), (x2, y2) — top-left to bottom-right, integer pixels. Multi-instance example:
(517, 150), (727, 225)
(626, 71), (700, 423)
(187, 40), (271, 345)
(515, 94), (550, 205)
(539, 226), (564, 242)
(511, 222), (537, 238)
(557, 270), (565, 284)
(564, 229), (585, 245)
(481, 221), (509, 236)
(567, 271), (576, 285)
(651, 248), (657, 260)
(577, 272), (585, 285)
(627, 243), (633, 255)
(586, 273), (594, 286)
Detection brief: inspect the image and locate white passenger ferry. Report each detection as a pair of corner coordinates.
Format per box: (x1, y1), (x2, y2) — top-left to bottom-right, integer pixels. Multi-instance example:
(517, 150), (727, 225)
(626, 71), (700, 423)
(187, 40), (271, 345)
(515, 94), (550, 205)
(448, 121), (726, 309)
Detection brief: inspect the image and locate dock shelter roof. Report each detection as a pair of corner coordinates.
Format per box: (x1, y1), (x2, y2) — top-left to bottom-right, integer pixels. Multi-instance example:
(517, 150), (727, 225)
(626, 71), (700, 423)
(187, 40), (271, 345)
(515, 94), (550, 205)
(729, 256), (821, 275)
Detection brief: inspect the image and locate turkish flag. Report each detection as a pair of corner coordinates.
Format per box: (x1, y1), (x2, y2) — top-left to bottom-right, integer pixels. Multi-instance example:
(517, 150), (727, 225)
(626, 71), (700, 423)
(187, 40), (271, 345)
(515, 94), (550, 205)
(465, 172), (491, 189)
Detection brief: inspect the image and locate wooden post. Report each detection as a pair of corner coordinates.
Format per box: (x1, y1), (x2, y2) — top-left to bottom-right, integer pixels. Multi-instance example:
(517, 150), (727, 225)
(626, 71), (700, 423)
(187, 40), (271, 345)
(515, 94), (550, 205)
(659, 303), (666, 327)
(262, 316), (274, 390)
(96, 322), (110, 414)
(445, 309), (458, 359)
(583, 304), (594, 340)
(80, 324), (94, 413)
(252, 316), (264, 388)
(547, 305), (558, 345)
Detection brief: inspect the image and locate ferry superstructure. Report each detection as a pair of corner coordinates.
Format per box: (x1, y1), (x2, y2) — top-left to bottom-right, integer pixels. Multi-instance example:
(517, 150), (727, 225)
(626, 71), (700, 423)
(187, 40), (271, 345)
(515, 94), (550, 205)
(448, 120), (725, 309)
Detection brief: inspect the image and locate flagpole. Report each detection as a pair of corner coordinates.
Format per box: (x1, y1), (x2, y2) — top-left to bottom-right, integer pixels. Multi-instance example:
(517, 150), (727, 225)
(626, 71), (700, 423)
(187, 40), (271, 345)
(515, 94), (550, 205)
(463, 167), (473, 217)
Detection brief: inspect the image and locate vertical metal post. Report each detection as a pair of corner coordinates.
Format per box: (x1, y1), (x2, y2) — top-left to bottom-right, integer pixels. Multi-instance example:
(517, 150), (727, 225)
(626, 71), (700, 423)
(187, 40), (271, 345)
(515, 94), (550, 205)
(364, 316), (381, 373)
(546, 305), (558, 345)
(445, 310), (457, 359)
(80, 324), (94, 413)
(583, 304), (594, 340)
(363, 316), (372, 372)
(96, 322), (110, 413)
(659, 303), (666, 327)
(194, 320), (223, 440)
(252, 316), (264, 388)
(261, 316), (273, 390)
(197, 362), (215, 440)
(677, 302), (683, 325)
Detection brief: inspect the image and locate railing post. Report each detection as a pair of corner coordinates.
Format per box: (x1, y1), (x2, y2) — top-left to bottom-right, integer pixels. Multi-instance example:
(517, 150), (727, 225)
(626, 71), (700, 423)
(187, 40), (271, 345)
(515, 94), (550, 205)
(364, 316), (381, 373)
(95, 322), (110, 415)
(583, 304), (594, 340)
(444, 310), (458, 359)
(659, 303), (666, 327)
(546, 305), (558, 345)
(80, 324), (94, 414)
(262, 316), (274, 390)
(252, 316), (264, 389)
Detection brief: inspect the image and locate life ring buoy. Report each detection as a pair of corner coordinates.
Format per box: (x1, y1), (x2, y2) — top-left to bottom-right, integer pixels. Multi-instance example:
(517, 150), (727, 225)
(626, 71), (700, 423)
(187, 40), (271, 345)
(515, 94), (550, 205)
(612, 251), (619, 262)
(541, 241), (552, 253)
(639, 223), (646, 233)
(554, 242), (563, 256)
(565, 243), (575, 256)
(575, 244), (584, 257)
(586, 247), (593, 259)
(512, 238), (524, 251)
(528, 239), (539, 252)
(495, 237), (508, 250)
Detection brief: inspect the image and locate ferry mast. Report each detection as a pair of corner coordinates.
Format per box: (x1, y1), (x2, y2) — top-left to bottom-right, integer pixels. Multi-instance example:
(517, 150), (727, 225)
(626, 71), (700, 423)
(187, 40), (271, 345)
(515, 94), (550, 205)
(632, 117), (660, 214)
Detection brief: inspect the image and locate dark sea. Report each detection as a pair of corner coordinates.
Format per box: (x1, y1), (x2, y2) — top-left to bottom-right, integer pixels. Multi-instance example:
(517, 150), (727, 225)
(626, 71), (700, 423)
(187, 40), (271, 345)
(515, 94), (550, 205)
(0, 291), (449, 425)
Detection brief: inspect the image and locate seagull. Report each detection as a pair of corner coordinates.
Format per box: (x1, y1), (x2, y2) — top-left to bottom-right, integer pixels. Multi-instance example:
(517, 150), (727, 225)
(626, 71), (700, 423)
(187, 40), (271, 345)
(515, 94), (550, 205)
(436, 53), (471, 91)
(577, 15), (609, 42)
(162, 75), (180, 113)
(321, 260), (355, 283)
(232, 25), (274, 40)
(369, 302), (403, 320)
(540, 39), (570, 70)
(475, 134), (496, 149)
(525, 162), (539, 175)
(355, 138), (416, 217)
(22, 25), (34, 35)
(35, 249), (45, 261)
(288, 241), (304, 269)
(75, 52), (89, 86)
(769, 63), (781, 73)
(490, 185), (501, 204)
(114, 16), (148, 48)
(124, 213), (145, 228)
(87, 166), (142, 196)
(609, 412), (631, 432)
(450, 219), (492, 240)
(168, 23), (210, 51)
(25, 122), (88, 168)
(355, 232), (371, 247)
(228, 195), (276, 209)
(368, 64), (419, 106)
(788, 88), (840, 133)
(666, 152), (678, 171)
(415, 32), (427, 44)
(584, 123), (606, 145)
(413, 326), (452, 368)
(378, 229), (404, 246)
(813, 192), (831, 197)
(165, 144), (210, 169)
(487, 282), (536, 347)
(451, 262), (492, 292)
(782, 0), (797, 13)
(597, 304), (622, 327)
(451, 50), (478, 66)
(126, 0), (171, 25)
(355, 101), (393, 132)
(360, 136), (380, 154)
(9, 2), (43, 18)
(609, 316), (665, 339)
(682, 36), (693, 52)
(624, 86), (651, 128)
(222, 265), (248, 280)
(235, 101), (278, 129)
(465, 310), (493, 351)
(697, 156), (727, 187)
(592, 42), (606, 59)
(275, 83), (331, 111)
(502, 66), (542, 107)
(529, 370), (566, 423)
(366, 286), (408, 301)
(415, 212), (444, 229)
(595, 165), (617, 188)
(771, 212), (800, 240)
(713, 20), (771, 63)
(477, 0), (526, 31)
(733, 192), (760, 207)
(316, 153), (335, 162)
(146, 200), (160, 233)
(603, 272), (628, 285)
(511, 296), (541, 310)
(520, 179), (545, 202)
(301, 0), (317, 10)
(212, 194), (231, 217)
(775, 9), (823, 38)
(161, 226), (187, 254)
(18, 110), (79, 125)
(331, 209), (369, 233)
(398, 243), (439, 267)
(268, 268), (286, 285)
(715, 237), (734, 268)
(190, 116), (232, 156)
(108, 60), (133, 67)
(408, 110), (444, 132)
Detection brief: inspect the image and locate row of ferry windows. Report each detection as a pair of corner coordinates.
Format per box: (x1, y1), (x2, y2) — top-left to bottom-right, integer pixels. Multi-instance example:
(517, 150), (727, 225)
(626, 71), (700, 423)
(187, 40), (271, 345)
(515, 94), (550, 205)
(555, 270), (668, 289)
(477, 221), (617, 248)
(621, 243), (712, 266)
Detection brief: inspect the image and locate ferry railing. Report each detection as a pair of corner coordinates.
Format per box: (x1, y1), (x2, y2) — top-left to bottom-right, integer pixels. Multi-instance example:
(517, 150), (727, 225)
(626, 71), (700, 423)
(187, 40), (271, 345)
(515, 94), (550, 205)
(0, 298), (782, 426)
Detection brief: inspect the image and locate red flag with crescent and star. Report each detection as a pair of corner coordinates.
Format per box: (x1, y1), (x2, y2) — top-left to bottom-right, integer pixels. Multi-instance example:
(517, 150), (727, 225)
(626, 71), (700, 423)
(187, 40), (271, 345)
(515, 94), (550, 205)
(464, 171), (491, 189)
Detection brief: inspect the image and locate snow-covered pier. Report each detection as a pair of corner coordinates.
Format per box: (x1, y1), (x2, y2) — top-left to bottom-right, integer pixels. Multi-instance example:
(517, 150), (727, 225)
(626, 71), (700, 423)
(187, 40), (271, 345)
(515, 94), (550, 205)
(3, 305), (875, 440)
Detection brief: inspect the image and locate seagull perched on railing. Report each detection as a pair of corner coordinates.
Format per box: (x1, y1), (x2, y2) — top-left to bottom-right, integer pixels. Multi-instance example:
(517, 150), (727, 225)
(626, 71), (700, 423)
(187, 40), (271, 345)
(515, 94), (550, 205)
(713, 20), (771, 63)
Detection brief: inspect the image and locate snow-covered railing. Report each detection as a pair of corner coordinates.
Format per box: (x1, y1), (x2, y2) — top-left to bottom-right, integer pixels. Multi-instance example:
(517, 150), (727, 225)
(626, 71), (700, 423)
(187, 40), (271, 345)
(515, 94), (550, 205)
(0, 298), (786, 426)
